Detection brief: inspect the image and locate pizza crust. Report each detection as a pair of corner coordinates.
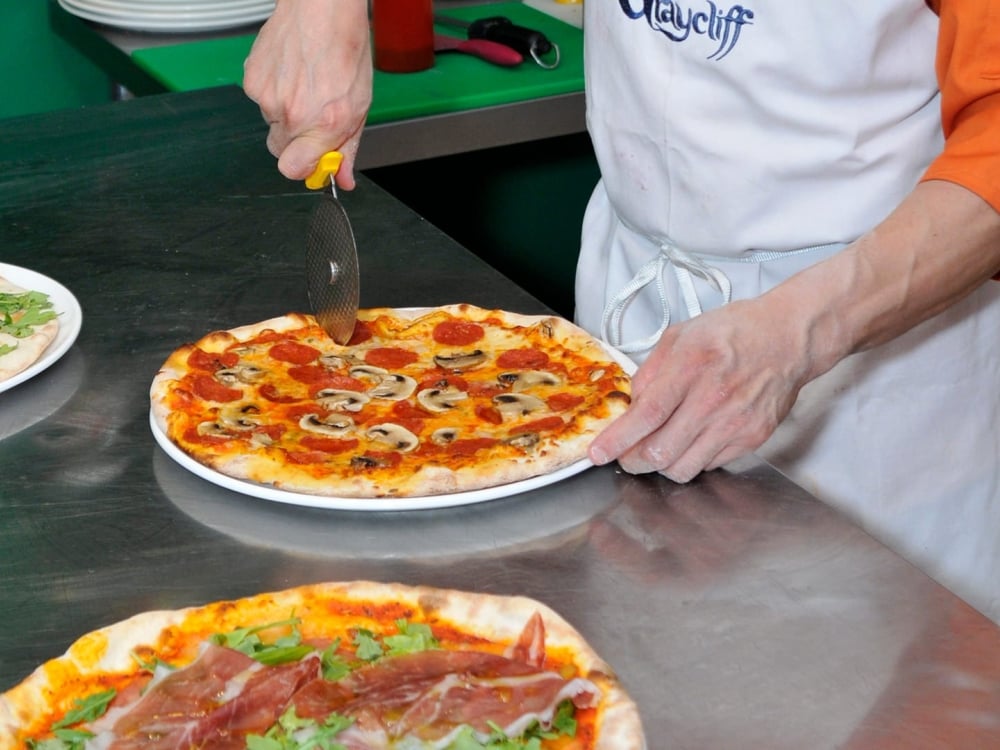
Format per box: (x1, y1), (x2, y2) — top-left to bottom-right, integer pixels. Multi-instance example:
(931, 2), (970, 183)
(0, 276), (60, 383)
(150, 305), (632, 499)
(0, 581), (646, 749)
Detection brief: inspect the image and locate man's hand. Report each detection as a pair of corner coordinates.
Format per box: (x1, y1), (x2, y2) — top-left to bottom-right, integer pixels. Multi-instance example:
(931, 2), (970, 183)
(590, 296), (815, 483)
(243, 0), (372, 189)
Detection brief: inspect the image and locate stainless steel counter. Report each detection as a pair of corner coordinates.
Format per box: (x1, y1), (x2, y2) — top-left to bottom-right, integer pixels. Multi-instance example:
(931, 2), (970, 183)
(2, 87), (1000, 748)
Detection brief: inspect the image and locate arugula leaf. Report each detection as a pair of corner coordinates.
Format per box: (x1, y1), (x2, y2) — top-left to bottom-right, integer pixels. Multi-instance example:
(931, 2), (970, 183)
(352, 629), (383, 661)
(442, 700), (578, 750)
(320, 640), (351, 681)
(246, 706), (354, 750)
(211, 617), (314, 664)
(384, 619), (440, 655)
(27, 689), (115, 750)
(0, 290), (57, 344)
(52, 689), (116, 729)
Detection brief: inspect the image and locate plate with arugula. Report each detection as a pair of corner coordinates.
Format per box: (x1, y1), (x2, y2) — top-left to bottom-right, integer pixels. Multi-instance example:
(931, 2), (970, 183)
(0, 263), (82, 394)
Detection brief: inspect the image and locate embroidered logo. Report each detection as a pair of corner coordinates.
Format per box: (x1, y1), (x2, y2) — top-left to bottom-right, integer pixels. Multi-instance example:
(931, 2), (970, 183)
(619, 0), (755, 60)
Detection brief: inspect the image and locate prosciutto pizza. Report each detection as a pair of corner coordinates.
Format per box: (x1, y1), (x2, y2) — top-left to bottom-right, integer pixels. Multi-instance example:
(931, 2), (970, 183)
(0, 275), (59, 383)
(149, 304), (632, 498)
(0, 581), (646, 749)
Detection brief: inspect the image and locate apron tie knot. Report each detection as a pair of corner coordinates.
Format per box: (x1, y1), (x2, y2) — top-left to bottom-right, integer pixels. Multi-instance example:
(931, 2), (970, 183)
(601, 242), (733, 353)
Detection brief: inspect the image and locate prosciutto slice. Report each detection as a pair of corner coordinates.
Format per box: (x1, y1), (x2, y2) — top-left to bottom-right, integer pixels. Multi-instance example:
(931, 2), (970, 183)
(102, 644), (319, 750)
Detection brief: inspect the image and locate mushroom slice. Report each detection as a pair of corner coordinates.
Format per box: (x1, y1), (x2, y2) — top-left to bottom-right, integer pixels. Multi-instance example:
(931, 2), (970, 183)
(349, 364), (389, 381)
(197, 421), (236, 439)
(366, 423), (419, 452)
(299, 413), (355, 436)
(498, 370), (561, 392)
(417, 386), (469, 413)
(431, 427), (460, 445)
(504, 432), (540, 450)
(250, 431), (275, 448)
(215, 364), (265, 386)
(219, 403), (262, 430)
(351, 454), (393, 470)
(319, 352), (364, 369)
(433, 349), (487, 372)
(492, 392), (546, 418)
(589, 368), (606, 383)
(368, 374), (417, 401)
(315, 389), (370, 412)
(530, 319), (556, 339)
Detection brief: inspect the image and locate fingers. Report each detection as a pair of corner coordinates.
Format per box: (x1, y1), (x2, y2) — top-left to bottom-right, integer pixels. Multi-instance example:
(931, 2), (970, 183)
(241, 0), (372, 186)
(588, 370), (681, 468)
(589, 302), (802, 483)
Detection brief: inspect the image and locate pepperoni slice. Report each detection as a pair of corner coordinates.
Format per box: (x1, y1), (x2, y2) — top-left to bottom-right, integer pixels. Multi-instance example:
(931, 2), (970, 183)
(285, 450), (334, 465)
(391, 400), (428, 420)
(432, 320), (484, 346)
(347, 320), (373, 345)
(446, 437), (499, 457)
(365, 347), (419, 369)
(187, 348), (239, 372)
(510, 415), (565, 435)
(191, 374), (242, 403)
(496, 348), (549, 370)
(287, 365), (328, 385)
(259, 383), (299, 403)
(269, 341), (321, 365)
(306, 375), (368, 393)
(475, 404), (503, 426)
(547, 393), (585, 411)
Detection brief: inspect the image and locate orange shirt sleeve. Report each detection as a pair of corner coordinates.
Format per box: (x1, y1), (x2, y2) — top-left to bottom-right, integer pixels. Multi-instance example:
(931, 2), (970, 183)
(921, 0), (1000, 215)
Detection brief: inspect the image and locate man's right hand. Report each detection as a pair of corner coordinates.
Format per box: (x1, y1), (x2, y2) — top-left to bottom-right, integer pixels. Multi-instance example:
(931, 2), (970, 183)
(243, 0), (373, 190)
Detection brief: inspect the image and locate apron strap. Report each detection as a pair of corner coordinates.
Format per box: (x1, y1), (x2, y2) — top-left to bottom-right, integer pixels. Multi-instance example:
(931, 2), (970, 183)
(601, 243), (733, 353)
(601, 241), (845, 354)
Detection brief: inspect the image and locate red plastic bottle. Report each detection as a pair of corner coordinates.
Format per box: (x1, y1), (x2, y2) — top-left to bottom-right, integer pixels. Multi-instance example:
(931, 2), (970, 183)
(372, 0), (435, 73)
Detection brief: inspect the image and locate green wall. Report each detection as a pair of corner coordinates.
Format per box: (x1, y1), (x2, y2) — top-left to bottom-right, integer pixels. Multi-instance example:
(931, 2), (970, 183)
(366, 133), (599, 319)
(0, 2), (111, 118)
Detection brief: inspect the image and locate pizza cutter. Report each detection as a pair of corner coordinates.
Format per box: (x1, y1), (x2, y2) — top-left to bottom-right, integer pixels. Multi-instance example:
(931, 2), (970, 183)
(304, 151), (360, 345)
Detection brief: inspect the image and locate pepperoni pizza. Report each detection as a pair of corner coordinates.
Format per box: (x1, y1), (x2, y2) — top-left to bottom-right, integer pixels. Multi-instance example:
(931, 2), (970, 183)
(149, 305), (632, 498)
(0, 581), (646, 749)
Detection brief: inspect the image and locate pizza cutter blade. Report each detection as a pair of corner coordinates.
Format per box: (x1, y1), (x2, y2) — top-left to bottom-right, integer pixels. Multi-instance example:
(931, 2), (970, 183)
(305, 152), (360, 345)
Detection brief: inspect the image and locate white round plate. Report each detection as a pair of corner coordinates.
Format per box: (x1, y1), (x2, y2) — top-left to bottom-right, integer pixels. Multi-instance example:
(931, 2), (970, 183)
(0, 263), (83, 395)
(149, 311), (636, 512)
(72, 0), (274, 12)
(59, 0), (272, 32)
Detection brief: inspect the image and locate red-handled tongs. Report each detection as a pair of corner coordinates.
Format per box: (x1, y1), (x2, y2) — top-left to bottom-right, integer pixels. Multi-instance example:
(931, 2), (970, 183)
(433, 34), (523, 66)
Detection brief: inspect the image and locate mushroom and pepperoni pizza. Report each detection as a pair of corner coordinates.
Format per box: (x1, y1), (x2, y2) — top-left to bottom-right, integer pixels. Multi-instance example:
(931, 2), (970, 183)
(150, 304), (632, 499)
(0, 581), (646, 749)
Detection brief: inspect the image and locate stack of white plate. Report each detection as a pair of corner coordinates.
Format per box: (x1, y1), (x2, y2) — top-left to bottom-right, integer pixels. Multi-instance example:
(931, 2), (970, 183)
(58, 0), (275, 33)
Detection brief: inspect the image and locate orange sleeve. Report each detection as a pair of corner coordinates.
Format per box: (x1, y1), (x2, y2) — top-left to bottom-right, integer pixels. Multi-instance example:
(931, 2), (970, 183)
(921, 0), (1000, 215)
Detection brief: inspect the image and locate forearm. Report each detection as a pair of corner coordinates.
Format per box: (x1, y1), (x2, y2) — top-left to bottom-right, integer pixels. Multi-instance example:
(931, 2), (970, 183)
(768, 180), (1000, 383)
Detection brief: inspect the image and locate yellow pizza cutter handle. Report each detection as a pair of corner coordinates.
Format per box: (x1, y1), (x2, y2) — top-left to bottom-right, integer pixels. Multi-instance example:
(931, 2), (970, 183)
(304, 151), (344, 190)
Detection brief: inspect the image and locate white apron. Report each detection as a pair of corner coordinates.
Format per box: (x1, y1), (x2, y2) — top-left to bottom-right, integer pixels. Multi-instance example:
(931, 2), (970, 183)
(577, 1), (1000, 623)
